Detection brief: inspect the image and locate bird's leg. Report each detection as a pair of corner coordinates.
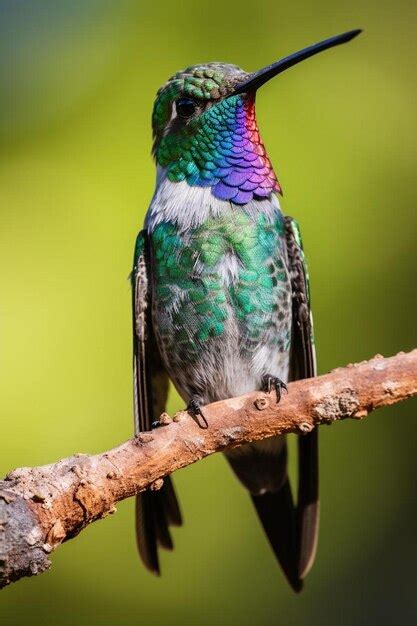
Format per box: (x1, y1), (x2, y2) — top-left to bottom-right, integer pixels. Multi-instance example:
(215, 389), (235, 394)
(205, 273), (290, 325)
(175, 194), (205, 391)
(187, 396), (209, 429)
(261, 375), (288, 403)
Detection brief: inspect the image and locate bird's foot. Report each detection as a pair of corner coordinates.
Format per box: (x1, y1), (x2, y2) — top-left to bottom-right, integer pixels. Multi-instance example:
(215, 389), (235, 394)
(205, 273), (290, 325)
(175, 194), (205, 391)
(187, 397), (209, 429)
(261, 375), (288, 403)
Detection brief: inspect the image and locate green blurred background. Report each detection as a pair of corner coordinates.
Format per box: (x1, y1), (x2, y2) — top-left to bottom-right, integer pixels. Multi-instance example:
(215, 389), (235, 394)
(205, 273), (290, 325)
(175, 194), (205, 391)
(1, 1), (416, 624)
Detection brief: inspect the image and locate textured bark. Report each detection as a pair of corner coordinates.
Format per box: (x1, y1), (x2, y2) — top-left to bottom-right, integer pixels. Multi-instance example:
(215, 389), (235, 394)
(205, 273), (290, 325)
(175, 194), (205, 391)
(1, 350), (416, 589)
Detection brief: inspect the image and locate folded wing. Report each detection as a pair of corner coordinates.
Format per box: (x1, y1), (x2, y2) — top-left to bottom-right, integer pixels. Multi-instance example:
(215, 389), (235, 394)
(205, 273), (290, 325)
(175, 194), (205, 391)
(132, 230), (182, 575)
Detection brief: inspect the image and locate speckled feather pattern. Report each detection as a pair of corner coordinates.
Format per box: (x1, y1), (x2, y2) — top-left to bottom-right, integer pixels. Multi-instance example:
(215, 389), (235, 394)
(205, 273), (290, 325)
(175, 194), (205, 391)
(147, 198), (291, 404)
(152, 64), (280, 205)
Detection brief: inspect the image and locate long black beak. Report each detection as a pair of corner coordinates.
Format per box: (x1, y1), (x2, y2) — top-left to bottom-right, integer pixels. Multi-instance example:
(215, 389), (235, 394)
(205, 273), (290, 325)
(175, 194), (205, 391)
(232, 29), (362, 95)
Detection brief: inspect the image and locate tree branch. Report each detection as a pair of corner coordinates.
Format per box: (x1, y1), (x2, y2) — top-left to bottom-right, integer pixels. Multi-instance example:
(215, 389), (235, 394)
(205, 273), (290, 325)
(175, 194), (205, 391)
(1, 350), (416, 589)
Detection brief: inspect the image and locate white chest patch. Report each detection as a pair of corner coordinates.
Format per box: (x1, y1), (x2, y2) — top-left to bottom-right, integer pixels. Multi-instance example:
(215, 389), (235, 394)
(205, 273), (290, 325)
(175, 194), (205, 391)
(146, 167), (281, 233)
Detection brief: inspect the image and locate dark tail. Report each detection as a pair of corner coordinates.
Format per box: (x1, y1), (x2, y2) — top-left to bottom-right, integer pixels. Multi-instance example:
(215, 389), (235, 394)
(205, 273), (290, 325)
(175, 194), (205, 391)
(226, 432), (319, 592)
(251, 478), (303, 593)
(135, 475), (182, 575)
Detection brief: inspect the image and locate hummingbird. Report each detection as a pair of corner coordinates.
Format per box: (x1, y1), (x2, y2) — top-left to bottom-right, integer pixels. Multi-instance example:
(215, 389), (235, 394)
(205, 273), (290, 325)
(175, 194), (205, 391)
(131, 29), (361, 591)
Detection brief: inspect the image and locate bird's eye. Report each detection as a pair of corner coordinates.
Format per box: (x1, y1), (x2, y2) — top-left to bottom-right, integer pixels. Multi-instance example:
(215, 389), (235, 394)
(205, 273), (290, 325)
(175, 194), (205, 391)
(175, 97), (197, 119)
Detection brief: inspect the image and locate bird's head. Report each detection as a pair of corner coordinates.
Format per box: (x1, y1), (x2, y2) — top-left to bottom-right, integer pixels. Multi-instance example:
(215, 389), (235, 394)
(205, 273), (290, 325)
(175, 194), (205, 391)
(152, 30), (361, 205)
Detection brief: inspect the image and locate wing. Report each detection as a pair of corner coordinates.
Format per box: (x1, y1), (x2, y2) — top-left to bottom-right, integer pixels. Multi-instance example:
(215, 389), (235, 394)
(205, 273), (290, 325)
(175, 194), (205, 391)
(132, 230), (182, 575)
(285, 216), (320, 580)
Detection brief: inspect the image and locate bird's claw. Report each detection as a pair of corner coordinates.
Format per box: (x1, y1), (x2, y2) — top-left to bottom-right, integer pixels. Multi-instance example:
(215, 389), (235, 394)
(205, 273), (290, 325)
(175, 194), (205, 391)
(261, 375), (288, 403)
(187, 398), (209, 429)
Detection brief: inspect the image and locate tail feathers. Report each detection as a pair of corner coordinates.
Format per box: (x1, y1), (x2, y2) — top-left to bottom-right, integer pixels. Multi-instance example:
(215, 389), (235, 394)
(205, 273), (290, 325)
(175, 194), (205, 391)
(297, 429), (320, 579)
(153, 493), (174, 551)
(251, 479), (303, 593)
(297, 499), (320, 579)
(135, 491), (159, 574)
(161, 474), (182, 526)
(136, 476), (182, 575)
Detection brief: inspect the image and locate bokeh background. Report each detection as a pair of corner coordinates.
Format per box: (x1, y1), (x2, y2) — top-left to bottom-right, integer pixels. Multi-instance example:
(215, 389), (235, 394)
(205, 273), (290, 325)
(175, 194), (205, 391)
(1, 1), (416, 624)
